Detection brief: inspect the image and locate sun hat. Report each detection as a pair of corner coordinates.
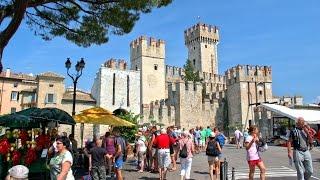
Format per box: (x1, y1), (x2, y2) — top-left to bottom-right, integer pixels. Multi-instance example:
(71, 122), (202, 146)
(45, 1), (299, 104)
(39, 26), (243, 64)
(8, 165), (29, 179)
(209, 132), (216, 138)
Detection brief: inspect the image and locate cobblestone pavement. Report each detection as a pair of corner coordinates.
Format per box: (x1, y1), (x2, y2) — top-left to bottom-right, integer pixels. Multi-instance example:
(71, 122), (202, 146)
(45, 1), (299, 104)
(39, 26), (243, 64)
(120, 145), (320, 180)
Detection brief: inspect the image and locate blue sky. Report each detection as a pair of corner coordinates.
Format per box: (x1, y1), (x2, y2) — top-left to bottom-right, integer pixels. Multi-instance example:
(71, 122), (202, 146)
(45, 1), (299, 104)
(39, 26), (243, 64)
(4, 0), (320, 103)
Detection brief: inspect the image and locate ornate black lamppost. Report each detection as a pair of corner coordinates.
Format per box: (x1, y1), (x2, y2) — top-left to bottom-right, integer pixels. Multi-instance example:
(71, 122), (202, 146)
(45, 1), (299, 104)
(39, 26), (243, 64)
(65, 58), (85, 134)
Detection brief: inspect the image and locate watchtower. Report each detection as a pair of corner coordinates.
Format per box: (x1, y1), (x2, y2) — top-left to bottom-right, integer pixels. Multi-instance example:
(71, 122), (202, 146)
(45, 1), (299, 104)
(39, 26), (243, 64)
(184, 23), (220, 74)
(130, 36), (166, 105)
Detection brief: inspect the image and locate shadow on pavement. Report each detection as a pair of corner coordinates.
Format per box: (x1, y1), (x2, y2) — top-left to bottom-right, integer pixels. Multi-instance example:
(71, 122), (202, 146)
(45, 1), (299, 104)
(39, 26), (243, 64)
(138, 177), (159, 180)
(193, 170), (208, 175)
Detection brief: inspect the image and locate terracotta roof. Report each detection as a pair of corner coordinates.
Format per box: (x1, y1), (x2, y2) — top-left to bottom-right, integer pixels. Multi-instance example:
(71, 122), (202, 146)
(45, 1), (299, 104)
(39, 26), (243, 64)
(0, 72), (36, 81)
(37, 72), (64, 79)
(62, 90), (96, 103)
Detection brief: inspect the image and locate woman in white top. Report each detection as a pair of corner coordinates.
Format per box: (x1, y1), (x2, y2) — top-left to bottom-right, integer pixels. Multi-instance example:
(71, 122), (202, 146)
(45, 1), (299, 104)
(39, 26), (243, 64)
(49, 136), (74, 180)
(244, 126), (266, 180)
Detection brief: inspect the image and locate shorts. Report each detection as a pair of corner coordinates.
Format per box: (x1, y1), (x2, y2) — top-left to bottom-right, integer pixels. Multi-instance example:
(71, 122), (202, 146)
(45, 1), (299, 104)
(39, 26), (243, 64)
(248, 159), (262, 167)
(158, 149), (171, 168)
(114, 157), (124, 169)
(200, 139), (205, 146)
(195, 138), (200, 146)
(207, 156), (219, 164)
(152, 148), (158, 158)
(170, 146), (174, 155)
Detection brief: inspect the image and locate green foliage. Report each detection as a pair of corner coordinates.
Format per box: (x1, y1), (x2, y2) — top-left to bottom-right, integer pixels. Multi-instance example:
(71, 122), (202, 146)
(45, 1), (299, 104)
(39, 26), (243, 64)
(183, 59), (200, 82)
(1, 0), (172, 47)
(114, 112), (141, 143)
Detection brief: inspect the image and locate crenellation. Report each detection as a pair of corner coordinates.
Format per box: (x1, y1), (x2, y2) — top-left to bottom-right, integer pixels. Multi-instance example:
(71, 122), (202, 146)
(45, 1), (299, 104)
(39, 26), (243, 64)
(184, 23), (219, 45)
(130, 36), (165, 61)
(225, 65), (272, 85)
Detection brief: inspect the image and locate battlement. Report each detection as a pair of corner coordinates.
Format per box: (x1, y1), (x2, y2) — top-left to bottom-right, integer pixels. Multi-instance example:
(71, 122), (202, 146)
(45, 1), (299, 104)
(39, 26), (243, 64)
(103, 58), (127, 70)
(166, 65), (184, 77)
(184, 23), (219, 45)
(225, 65), (272, 85)
(199, 72), (226, 84)
(130, 36), (165, 60)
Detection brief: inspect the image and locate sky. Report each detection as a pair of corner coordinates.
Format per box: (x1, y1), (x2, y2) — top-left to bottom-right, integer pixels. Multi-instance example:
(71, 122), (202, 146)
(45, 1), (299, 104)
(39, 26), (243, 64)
(3, 0), (320, 104)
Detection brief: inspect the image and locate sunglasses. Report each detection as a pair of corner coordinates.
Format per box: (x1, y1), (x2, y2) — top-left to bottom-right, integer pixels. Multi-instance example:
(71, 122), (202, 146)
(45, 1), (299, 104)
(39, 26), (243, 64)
(56, 142), (63, 145)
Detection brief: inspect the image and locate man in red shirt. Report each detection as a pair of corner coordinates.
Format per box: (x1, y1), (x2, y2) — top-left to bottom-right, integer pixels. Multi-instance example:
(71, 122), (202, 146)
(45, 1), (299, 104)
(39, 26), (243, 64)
(153, 128), (175, 180)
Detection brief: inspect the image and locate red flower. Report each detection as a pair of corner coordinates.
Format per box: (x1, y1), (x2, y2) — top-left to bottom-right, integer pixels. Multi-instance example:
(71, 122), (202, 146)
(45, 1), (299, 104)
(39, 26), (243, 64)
(0, 138), (10, 155)
(19, 130), (29, 145)
(12, 150), (21, 165)
(25, 148), (37, 166)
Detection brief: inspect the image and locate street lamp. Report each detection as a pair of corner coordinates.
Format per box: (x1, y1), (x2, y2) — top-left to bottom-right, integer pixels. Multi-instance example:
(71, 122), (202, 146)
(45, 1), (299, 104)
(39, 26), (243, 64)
(65, 58), (85, 134)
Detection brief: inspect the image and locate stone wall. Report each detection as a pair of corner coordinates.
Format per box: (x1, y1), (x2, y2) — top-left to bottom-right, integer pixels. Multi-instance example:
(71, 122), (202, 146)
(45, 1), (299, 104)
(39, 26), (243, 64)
(91, 61), (140, 115)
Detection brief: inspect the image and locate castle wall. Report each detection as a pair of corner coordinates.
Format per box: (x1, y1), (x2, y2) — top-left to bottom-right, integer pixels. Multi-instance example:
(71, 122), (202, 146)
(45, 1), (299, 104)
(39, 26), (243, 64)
(92, 59), (140, 114)
(130, 36), (166, 105)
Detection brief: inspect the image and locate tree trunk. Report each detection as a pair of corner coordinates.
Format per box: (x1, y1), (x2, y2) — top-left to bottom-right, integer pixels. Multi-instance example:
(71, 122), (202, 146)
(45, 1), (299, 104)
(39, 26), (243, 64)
(0, 0), (28, 73)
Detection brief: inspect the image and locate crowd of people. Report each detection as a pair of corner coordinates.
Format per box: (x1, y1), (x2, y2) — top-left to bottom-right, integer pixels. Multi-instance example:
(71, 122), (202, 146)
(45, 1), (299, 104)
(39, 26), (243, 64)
(5, 117), (317, 180)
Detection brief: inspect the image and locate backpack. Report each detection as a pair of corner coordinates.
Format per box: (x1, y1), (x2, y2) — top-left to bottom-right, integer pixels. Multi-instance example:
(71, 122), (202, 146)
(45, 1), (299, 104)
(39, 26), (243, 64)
(179, 143), (188, 158)
(206, 140), (220, 156)
(115, 136), (127, 162)
(216, 134), (225, 148)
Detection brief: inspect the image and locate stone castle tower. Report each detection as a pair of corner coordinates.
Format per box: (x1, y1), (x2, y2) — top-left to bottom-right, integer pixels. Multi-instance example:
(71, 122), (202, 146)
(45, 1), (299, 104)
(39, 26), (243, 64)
(130, 36), (166, 105)
(225, 65), (272, 129)
(184, 23), (219, 74)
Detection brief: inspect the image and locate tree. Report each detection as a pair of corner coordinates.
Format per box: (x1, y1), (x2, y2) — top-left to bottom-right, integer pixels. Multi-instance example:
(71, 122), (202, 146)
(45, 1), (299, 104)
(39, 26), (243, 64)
(183, 59), (200, 82)
(114, 111), (141, 143)
(0, 0), (173, 72)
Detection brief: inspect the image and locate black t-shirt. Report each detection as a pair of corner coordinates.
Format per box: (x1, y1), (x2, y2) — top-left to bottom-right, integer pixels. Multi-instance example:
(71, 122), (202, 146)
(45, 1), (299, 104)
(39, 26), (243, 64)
(89, 147), (106, 166)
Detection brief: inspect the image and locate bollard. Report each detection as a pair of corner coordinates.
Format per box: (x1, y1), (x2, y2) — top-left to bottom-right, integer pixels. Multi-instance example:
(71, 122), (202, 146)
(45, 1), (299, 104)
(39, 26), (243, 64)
(220, 158), (228, 180)
(224, 158), (228, 180)
(232, 167), (235, 180)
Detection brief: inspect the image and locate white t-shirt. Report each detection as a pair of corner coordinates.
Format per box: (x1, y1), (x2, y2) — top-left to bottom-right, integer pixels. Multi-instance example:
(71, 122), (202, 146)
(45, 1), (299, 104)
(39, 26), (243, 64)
(234, 130), (243, 139)
(245, 135), (260, 161)
(136, 139), (147, 152)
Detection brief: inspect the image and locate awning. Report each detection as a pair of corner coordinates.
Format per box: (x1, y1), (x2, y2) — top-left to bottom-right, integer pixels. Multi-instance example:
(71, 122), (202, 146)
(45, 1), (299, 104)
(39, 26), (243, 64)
(261, 103), (320, 124)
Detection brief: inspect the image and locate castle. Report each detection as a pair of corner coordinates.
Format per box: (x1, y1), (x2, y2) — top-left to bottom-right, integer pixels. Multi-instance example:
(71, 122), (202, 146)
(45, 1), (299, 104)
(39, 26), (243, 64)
(91, 22), (275, 131)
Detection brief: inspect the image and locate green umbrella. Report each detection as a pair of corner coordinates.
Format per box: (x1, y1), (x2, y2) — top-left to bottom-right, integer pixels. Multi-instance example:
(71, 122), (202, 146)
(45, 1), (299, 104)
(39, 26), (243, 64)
(0, 113), (40, 128)
(30, 107), (76, 125)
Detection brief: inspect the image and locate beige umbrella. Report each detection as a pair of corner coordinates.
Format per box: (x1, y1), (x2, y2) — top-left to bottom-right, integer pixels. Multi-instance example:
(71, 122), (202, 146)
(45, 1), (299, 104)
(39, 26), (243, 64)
(73, 107), (135, 126)
(73, 107), (135, 148)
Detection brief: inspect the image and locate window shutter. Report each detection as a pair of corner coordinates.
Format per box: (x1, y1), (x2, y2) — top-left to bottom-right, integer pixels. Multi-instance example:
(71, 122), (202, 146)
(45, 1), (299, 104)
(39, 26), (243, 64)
(53, 94), (57, 103)
(45, 94), (48, 103)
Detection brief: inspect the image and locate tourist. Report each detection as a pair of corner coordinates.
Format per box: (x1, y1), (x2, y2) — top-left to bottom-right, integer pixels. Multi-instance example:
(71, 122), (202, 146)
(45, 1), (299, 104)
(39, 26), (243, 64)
(243, 129), (249, 147)
(153, 128), (175, 180)
(206, 132), (221, 180)
(168, 126), (178, 171)
(49, 136), (74, 180)
(179, 131), (194, 180)
(234, 127), (243, 149)
(194, 127), (201, 153)
(113, 128), (127, 180)
(103, 131), (115, 176)
(68, 134), (78, 153)
(148, 126), (159, 172)
(200, 127), (206, 151)
(135, 131), (147, 172)
(287, 117), (313, 180)
(245, 126), (266, 180)
(213, 127), (226, 175)
(89, 138), (107, 180)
